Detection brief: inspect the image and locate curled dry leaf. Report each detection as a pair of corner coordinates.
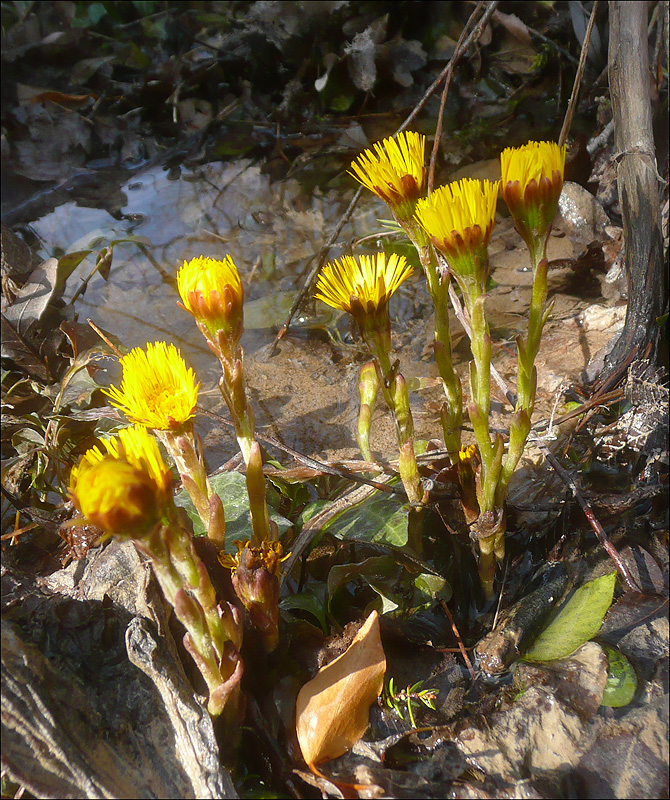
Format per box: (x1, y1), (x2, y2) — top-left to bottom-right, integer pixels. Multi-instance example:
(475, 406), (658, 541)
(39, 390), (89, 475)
(296, 610), (386, 771)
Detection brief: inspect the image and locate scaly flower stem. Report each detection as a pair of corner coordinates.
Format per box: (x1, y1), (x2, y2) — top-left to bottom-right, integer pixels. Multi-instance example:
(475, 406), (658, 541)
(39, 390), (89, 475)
(246, 441), (273, 544)
(365, 332), (422, 505)
(218, 356), (255, 465)
(157, 427), (208, 513)
(500, 251), (550, 501)
(162, 508), (242, 655)
(463, 288), (505, 600)
(516, 255), (549, 413)
(464, 292), (501, 513)
(136, 521), (241, 715)
(217, 353), (273, 544)
(433, 280), (463, 456)
(156, 428), (227, 547)
(401, 220), (463, 458)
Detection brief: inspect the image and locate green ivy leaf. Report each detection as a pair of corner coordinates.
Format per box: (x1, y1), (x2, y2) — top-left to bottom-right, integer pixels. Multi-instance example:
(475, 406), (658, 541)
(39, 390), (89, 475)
(174, 471), (292, 551)
(280, 590), (329, 634)
(523, 572), (617, 662)
(414, 572), (451, 602)
(601, 645), (638, 707)
(321, 485), (409, 548)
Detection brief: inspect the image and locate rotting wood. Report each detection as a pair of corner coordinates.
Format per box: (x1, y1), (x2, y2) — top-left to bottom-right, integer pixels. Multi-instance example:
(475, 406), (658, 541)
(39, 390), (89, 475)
(595, 1), (667, 393)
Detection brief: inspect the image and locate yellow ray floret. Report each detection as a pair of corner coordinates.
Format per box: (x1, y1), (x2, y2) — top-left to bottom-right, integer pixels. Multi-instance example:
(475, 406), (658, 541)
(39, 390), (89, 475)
(415, 178), (499, 251)
(68, 424), (172, 536)
(104, 341), (199, 430)
(349, 131), (426, 207)
(314, 253), (413, 314)
(500, 140), (566, 190)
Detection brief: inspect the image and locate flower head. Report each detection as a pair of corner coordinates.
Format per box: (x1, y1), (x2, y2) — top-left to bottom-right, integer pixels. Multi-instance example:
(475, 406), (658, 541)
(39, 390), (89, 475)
(177, 255), (244, 351)
(69, 424), (173, 537)
(219, 539), (285, 652)
(500, 141), (566, 263)
(218, 539), (285, 577)
(315, 252), (412, 353)
(315, 253), (412, 316)
(458, 443), (478, 463)
(415, 178), (499, 296)
(104, 341), (198, 430)
(349, 132), (426, 220)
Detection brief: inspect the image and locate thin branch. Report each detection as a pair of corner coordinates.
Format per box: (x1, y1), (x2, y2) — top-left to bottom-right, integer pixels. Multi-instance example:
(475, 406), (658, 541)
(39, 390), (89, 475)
(269, 185), (363, 354)
(440, 599), (477, 681)
(531, 435), (638, 592)
(559, 0), (600, 148)
(427, 1), (486, 194)
(401, 1), (500, 133)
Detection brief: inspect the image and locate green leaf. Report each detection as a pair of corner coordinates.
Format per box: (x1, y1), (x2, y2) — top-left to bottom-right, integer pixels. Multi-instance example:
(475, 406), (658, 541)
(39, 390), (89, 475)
(58, 250), (94, 272)
(321, 485), (409, 548)
(601, 645), (638, 707)
(298, 499), (329, 527)
(87, 2), (108, 25)
(327, 555), (399, 606)
(367, 582), (400, 615)
(280, 590), (328, 633)
(523, 572), (617, 662)
(414, 572), (451, 602)
(174, 471), (292, 552)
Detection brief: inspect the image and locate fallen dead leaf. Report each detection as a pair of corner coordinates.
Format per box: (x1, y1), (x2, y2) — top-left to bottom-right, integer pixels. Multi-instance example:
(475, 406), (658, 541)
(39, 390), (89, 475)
(295, 610), (386, 771)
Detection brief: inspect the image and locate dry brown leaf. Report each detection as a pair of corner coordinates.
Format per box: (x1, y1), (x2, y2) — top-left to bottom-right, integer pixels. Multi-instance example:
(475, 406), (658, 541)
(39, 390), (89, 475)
(494, 10), (531, 42)
(295, 610), (386, 770)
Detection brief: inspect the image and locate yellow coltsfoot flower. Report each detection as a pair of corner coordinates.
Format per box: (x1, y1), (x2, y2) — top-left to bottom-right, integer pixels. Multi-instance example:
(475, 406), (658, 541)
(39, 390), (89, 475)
(315, 252), (412, 328)
(415, 178), (499, 299)
(177, 255), (244, 353)
(315, 252), (422, 505)
(69, 424), (173, 537)
(349, 131), (426, 220)
(500, 141), (566, 264)
(104, 341), (199, 430)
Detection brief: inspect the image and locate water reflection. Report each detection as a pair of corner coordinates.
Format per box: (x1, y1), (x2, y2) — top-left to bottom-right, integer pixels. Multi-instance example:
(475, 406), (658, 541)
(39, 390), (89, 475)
(28, 159), (376, 376)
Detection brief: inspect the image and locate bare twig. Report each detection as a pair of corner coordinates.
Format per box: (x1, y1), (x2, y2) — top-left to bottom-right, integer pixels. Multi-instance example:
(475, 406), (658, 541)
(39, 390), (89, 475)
(427, 1), (486, 194)
(531, 435), (638, 592)
(440, 599), (477, 681)
(401, 1), (500, 133)
(269, 186), (363, 354)
(526, 23), (580, 67)
(559, 0), (600, 148)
